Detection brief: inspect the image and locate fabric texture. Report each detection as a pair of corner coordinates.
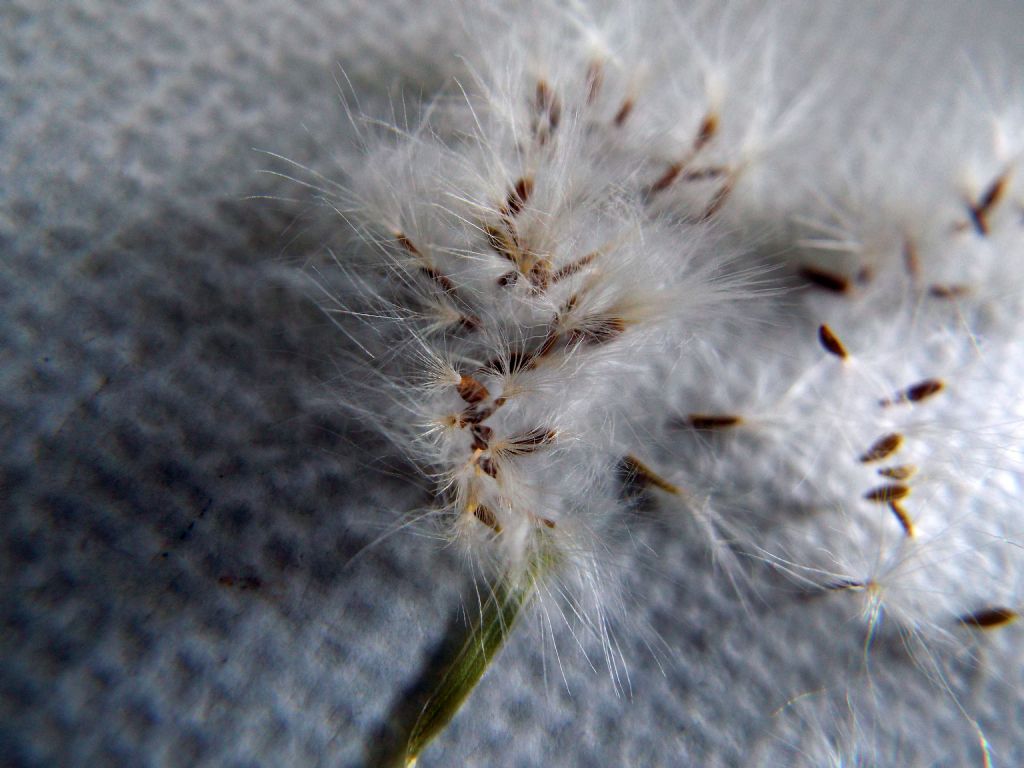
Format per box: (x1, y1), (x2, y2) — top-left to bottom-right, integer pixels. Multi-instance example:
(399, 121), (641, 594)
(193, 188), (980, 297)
(3, 2), (1022, 766)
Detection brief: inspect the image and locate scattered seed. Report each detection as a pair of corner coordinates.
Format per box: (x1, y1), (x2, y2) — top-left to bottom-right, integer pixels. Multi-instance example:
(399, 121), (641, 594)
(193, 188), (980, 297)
(613, 98), (634, 126)
(680, 166), (727, 182)
(498, 270), (519, 287)
(552, 251), (598, 283)
(456, 314), (481, 332)
(694, 113), (719, 151)
(700, 177), (736, 220)
(859, 432), (903, 463)
(906, 378), (945, 403)
(527, 261), (551, 292)
(504, 176), (534, 217)
(958, 606), (1019, 630)
(888, 500), (915, 537)
(485, 223), (518, 261)
(502, 428), (557, 456)
(967, 171), (1010, 236)
(534, 79), (561, 143)
(457, 375), (490, 405)
(880, 378), (945, 406)
(539, 517), (557, 529)
(478, 456), (498, 478)
(909, 378), (946, 403)
(649, 162), (683, 194)
(929, 284), (971, 299)
(688, 414), (742, 430)
(799, 265), (850, 293)
(569, 316), (627, 346)
(864, 484), (910, 503)
(536, 80), (560, 125)
(818, 324), (848, 359)
(472, 504), (501, 532)
(394, 231), (421, 256)
(620, 454), (681, 495)
(421, 265), (456, 294)
(470, 424), (493, 451)
(461, 406), (493, 426)
(878, 464), (917, 480)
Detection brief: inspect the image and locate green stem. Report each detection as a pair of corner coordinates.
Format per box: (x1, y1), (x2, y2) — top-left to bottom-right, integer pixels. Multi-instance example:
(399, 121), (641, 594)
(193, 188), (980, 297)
(403, 575), (533, 766)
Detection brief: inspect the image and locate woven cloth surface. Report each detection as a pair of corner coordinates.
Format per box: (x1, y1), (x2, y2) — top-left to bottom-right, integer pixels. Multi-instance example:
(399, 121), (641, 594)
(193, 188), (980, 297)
(3, 2), (1022, 766)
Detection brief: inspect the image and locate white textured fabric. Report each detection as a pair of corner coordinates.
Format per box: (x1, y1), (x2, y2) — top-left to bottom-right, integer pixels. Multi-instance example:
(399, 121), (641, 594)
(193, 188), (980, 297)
(3, 2), (1022, 767)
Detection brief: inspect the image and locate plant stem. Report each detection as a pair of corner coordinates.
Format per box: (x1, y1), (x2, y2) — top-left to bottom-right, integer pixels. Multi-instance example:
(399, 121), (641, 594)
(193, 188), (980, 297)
(402, 575), (533, 766)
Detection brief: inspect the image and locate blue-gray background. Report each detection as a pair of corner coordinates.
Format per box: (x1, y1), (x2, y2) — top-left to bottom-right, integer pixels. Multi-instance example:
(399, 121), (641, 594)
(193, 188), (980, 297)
(3, 2), (1022, 765)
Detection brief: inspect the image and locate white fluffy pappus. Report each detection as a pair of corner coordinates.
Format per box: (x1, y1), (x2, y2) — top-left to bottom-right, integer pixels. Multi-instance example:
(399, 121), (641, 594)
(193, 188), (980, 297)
(303, 10), (759, 650)
(269, 1), (1023, 763)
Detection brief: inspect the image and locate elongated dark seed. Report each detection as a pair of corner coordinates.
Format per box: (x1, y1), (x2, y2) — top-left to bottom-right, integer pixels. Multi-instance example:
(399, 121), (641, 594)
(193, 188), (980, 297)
(859, 433), (903, 463)
(958, 606), (1019, 629)
(799, 266), (850, 293)
(888, 501), (915, 537)
(864, 484), (910, 503)
(688, 414), (742, 429)
(818, 324), (848, 359)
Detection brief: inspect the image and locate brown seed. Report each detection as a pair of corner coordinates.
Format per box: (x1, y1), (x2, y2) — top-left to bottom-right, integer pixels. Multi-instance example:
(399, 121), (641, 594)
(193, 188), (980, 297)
(680, 166), (727, 182)
(504, 176), (534, 217)
(799, 265), (850, 293)
(864, 484), (911, 503)
(929, 284), (971, 299)
(534, 79), (561, 133)
(502, 428), (557, 456)
(620, 455), (682, 495)
(878, 464), (917, 480)
(472, 504), (501, 532)
(552, 251), (598, 283)
(700, 177), (736, 221)
(905, 378), (944, 403)
(470, 424), (493, 451)
(498, 270), (519, 287)
(539, 517), (557, 529)
(613, 98), (634, 127)
(688, 414), (742, 430)
(649, 162), (683, 194)
(968, 171), (1010, 236)
(394, 231), (421, 256)
(694, 113), (719, 151)
(958, 606), (1019, 630)
(570, 316), (627, 346)
(485, 223), (518, 261)
(880, 378), (945, 406)
(457, 375), (490, 405)
(818, 324), (848, 359)
(534, 328), (562, 360)
(527, 261), (551, 293)
(478, 456), (498, 478)
(456, 314), (481, 332)
(859, 432), (904, 463)
(461, 406), (493, 426)
(421, 265), (456, 294)
(536, 80), (558, 118)
(888, 501), (915, 537)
